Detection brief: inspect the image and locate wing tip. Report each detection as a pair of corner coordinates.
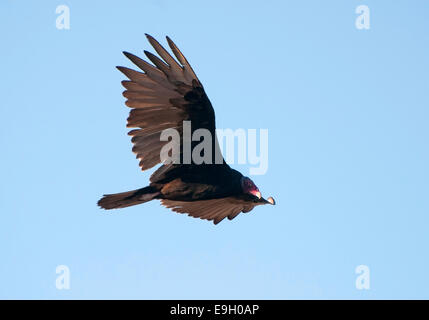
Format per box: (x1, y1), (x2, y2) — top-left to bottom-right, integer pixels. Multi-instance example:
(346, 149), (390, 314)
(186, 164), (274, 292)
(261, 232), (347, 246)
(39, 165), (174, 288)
(116, 65), (127, 73)
(143, 50), (155, 60)
(122, 51), (139, 62)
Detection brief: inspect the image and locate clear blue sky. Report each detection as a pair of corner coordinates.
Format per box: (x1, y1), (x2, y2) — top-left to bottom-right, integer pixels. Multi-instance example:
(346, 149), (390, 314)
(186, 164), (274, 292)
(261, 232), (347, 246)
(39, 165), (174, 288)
(1, 0), (428, 299)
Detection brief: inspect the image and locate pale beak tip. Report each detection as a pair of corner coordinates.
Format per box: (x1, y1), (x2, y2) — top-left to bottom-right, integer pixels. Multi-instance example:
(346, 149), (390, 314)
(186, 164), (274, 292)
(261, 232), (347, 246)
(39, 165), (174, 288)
(267, 197), (275, 205)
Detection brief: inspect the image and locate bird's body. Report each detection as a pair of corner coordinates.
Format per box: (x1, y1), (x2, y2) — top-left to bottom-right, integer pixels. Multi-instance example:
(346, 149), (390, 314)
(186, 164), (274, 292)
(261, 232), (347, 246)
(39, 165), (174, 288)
(151, 164), (243, 201)
(98, 34), (275, 224)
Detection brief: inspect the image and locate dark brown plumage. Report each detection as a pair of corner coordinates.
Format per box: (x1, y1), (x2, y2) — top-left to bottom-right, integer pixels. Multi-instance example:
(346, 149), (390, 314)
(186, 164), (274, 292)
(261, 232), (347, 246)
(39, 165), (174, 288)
(98, 34), (275, 224)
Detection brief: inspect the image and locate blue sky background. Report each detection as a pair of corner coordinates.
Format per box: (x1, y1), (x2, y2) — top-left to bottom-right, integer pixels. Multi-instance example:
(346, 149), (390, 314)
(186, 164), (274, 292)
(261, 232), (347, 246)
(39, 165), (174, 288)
(1, 0), (428, 299)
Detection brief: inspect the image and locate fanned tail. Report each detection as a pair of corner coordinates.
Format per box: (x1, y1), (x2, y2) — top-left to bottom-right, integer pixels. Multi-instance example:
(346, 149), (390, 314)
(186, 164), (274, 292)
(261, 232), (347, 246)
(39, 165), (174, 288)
(97, 186), (160, 209)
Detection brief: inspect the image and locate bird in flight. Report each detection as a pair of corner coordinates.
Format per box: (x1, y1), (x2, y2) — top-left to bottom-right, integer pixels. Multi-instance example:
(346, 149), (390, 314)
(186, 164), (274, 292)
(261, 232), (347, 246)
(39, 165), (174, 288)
(98, 34), (275, 224)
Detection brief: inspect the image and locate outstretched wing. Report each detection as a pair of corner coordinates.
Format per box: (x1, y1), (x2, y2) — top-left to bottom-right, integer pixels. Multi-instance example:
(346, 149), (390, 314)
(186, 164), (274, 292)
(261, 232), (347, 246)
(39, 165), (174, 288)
(117, 34), (221, 171)
(161, 197), (257, 225)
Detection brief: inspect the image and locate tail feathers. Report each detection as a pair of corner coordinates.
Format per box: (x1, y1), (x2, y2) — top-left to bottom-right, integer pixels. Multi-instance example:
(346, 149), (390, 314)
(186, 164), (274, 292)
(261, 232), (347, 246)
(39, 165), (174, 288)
(98, 186), (160, 210)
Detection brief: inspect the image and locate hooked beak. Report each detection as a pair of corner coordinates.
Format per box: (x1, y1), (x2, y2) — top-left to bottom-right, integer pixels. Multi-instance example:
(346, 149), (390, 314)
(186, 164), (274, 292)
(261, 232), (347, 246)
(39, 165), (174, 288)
(267, 196), (276, 205)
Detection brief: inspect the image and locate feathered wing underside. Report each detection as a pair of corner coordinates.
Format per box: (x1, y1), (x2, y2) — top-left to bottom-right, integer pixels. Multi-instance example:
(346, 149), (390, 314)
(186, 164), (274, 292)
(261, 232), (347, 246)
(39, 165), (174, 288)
(117, 34), (222, 172)
(161, 197), (255, 225)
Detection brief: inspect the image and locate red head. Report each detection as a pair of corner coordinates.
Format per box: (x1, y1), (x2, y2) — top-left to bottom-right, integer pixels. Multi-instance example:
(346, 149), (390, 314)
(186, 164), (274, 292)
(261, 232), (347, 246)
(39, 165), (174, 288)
(241, 176), (261, 199)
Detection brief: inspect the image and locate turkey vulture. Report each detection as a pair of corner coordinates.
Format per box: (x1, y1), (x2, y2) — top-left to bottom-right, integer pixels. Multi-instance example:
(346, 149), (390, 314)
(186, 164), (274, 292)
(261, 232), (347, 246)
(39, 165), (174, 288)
(98, 34), (275, 224)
